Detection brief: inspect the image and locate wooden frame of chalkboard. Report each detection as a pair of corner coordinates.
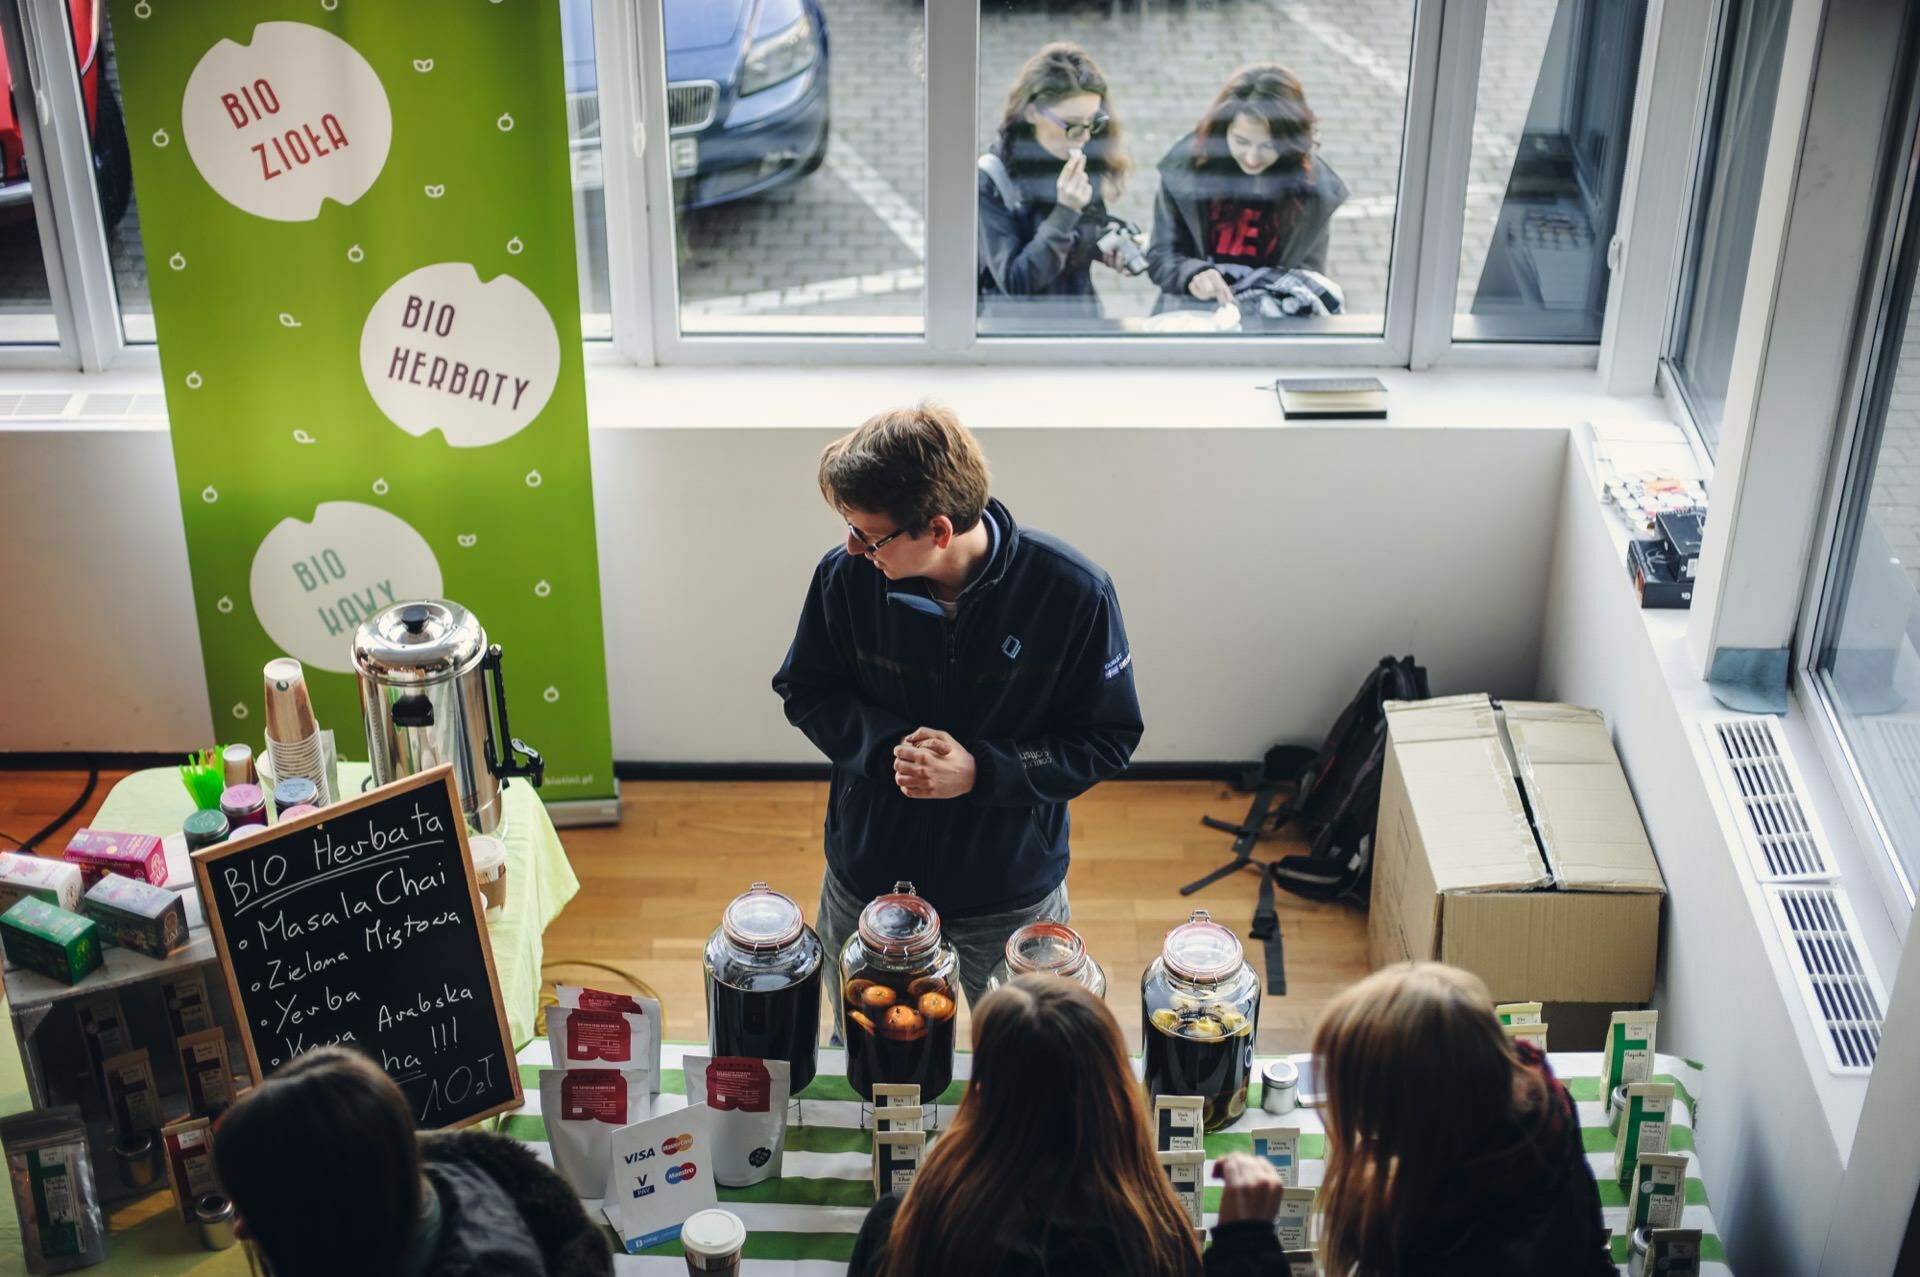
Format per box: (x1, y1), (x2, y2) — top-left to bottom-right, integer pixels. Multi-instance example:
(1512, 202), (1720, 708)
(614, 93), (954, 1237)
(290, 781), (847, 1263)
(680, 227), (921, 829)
(190, 765), (524, 1129)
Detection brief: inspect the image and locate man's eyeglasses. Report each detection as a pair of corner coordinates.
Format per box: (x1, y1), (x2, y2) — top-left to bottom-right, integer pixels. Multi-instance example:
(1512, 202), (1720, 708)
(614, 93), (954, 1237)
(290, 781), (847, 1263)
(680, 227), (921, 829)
(1034, 102), (1110, 142)
(848, 522), (910, 556)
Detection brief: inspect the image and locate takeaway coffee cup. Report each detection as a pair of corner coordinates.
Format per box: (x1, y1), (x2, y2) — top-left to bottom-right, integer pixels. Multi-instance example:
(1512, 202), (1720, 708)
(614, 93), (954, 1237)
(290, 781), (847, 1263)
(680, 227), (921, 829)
(681, 1208), (746, 1275)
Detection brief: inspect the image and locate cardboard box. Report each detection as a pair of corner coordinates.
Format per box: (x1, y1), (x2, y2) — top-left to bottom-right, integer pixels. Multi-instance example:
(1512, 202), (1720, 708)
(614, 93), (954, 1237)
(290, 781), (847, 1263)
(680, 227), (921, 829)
(61, 829), (167, 888)
(0, 853), (84, 914)
(0, 897), (102, 985)
(82, 875), (189, 958)
(1369, 695), (1665, 1005)
(1628, 538), (1693, 609)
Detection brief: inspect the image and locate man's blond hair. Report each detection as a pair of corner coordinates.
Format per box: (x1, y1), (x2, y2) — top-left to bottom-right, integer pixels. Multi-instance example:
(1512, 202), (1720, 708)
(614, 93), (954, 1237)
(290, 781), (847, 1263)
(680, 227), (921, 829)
(818, 403), (991, 535)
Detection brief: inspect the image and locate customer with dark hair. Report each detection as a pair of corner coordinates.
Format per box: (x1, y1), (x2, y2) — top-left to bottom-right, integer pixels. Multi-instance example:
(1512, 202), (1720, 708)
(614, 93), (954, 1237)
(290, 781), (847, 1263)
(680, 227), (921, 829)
(1147, 65), (1349, 316)
(846, 975), (1288, 1277)
(1313, 963), (1614, 1276)
(773, 404), (1141, 1027)
(212, 1047), (612, 1277)
(978, 42), (1136, 320)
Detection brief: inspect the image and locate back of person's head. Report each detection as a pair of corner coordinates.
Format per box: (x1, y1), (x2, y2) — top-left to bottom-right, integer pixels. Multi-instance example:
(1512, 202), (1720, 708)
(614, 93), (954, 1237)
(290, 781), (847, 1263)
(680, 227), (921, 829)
(1192, 64), (1317, 173)
(214, 1047), (423, 1277)
(884, 975), (1199, 1277)
(1313, 962), (1528, 1276)
(818, 403), (991, 537)
(995, 42), (1131, 191)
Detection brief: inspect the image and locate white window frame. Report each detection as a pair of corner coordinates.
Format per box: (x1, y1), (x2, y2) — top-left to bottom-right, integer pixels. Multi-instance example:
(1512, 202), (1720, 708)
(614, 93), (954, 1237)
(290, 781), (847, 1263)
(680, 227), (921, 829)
(0, 0), (1674, 375)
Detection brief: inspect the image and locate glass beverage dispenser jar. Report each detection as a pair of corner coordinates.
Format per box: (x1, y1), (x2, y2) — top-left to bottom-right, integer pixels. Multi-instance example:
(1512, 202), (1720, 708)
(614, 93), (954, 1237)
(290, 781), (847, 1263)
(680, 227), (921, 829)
(704, 883), (824, 1094)
(839, 882), (959, 1102)
(1141, 909), (1260, 1131)
(984, 920), (1107, 998)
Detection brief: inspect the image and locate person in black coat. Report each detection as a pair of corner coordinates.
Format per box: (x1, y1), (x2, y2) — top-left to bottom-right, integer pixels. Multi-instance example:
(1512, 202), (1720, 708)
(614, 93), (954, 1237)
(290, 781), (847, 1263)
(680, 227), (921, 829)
(846, 976), (1287, 1277)
(978, 42), (1135, 322)
(1147, 65), (1349, 315)
(1314, 963), (1616, 1277)
(212, 1046), (613, 1277)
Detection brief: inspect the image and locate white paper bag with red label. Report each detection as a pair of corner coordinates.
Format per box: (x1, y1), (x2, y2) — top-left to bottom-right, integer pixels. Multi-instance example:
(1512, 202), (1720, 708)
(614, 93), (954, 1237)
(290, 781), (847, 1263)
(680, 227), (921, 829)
(538, 1067), (653, 1199)
(545, 1004), (655, 1081)
(555, 985), (663, 1092)
(683, 1054), (791, 1187)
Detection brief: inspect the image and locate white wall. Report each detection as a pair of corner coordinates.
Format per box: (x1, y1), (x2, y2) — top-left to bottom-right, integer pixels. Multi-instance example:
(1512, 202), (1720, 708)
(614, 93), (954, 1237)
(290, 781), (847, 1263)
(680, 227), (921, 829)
(2, 365), (1623, 762)
(1535, 439), (1851, 1277)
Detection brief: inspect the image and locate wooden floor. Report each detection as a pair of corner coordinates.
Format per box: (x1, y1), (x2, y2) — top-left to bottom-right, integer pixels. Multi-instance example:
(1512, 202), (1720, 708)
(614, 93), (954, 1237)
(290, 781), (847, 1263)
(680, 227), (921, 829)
(0, 770), (1371, 1055)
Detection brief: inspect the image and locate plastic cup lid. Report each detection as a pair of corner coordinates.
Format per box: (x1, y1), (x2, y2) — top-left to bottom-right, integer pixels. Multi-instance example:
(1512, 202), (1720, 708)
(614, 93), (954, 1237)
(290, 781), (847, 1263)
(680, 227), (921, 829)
(681, 1208), (746, 1256)
(468, 834), (507, 870)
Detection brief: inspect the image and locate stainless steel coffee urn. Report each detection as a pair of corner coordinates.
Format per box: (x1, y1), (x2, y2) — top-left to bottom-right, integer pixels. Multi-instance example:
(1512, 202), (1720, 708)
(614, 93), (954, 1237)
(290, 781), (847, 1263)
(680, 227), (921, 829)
(352, 600), (543, 834)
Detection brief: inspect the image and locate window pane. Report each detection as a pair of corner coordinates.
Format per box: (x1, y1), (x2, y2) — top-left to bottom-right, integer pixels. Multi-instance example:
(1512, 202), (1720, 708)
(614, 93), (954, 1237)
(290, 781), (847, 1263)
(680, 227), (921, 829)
(664, 0), (922, 336)
(0, 11), (66, 343)
(1453, 0), (1648, 343)
(96, 9), (149, 342)
(975, 1), (1413, 338)
(561, 0), (612, 339)
(1817, 118), (1920, 908)
(1669, 0), (1792, 452)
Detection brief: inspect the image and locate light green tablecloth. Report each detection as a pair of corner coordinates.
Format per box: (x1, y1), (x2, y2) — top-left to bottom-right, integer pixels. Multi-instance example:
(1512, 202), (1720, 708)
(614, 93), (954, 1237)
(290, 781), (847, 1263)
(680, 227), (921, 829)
(0, 764), (580, 1275)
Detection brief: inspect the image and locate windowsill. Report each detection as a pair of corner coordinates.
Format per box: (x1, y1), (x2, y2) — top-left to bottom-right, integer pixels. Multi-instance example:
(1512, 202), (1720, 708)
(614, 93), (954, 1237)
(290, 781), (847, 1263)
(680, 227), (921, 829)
(1571, 425), (1885, 1158)
(0, 354), (1662, 436)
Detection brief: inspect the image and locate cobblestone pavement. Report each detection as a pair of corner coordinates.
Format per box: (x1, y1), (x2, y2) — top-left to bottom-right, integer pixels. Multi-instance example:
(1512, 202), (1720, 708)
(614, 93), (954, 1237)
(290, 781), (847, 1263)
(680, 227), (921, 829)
(0, 0), (1557, 336)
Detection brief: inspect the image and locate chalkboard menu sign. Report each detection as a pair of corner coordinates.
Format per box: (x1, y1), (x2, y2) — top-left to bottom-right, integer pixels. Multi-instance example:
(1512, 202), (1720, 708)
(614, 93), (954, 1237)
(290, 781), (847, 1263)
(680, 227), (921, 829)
(192, 766), (522, 1128)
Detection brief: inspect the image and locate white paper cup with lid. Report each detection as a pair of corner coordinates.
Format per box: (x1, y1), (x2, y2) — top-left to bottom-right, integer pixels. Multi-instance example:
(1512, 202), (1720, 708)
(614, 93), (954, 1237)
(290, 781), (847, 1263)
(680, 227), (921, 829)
(681, 1208), (746, 1275)
(468, 833), (508, 913)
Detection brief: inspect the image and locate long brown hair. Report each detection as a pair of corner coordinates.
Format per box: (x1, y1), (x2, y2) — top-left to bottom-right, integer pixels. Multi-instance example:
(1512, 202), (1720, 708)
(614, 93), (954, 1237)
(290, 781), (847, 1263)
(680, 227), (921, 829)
(213, 1047), (424, 1277)
(883, 976), (1199, 1277)
(1191, 64), (1317, 177)
(994, 42), (1131, 194)
(1313, 963), (1540, 1277)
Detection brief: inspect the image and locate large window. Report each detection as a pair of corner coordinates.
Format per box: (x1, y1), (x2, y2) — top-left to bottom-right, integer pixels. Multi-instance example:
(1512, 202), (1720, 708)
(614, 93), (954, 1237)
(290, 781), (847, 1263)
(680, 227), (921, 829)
(1809, 103), (1920, 914)
(1453, 0), (1647, 343)
(1668, 0), (1792, 453)
(972, 1), (1415, 338)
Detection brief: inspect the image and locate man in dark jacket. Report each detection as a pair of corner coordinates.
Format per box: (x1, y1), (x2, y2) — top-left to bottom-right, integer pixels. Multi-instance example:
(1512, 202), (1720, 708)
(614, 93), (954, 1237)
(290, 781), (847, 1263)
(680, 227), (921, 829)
(773, 404), (1142, 1019)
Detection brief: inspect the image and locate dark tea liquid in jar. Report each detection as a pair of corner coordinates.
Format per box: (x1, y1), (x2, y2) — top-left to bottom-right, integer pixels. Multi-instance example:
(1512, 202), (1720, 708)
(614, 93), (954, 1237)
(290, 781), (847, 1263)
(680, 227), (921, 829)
(704, 883), (824, 1094)
(839, 882), (959, 1103)
(1140, 909), (1260, 1132)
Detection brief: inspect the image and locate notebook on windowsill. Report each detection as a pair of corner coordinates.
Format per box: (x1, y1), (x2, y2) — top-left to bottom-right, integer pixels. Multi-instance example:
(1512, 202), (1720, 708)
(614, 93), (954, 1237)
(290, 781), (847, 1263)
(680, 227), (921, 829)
(1273, 376), (1388, 420)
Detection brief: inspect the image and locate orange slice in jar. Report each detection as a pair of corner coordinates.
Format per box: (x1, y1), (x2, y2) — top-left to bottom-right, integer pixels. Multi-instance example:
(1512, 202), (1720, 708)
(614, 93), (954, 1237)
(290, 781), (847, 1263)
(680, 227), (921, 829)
(860, 984), (899, 1011)
(849, 1010), (877, 1035)
(845, 979), (876, 1007)
(907, 976), (947, 998)
(917, 991), (955, 1021)
(881, 1005), (926, 1040)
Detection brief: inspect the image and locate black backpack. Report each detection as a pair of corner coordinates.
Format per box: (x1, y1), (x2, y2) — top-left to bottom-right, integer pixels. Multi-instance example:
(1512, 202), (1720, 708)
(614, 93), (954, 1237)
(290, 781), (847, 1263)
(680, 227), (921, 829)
(1194, 655), (1430, 991)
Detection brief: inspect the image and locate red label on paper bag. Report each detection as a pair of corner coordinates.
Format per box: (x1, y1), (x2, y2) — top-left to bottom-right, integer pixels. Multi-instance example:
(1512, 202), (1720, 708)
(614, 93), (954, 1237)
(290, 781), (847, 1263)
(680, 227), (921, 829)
(564, 1008), (634, 1063)
(561, 1070), (631, 1123)
(575, 986), (644, 1015)
(703, 1057), (773, 1113)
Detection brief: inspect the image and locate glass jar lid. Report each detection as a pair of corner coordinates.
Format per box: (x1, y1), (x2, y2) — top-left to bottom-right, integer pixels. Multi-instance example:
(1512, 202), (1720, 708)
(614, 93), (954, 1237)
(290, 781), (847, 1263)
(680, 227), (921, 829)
(722, 882), (806, 952)
(1161, 909), (1244, 982)
(1004, 920), (1087, 976)
(857, 881), (942, 959)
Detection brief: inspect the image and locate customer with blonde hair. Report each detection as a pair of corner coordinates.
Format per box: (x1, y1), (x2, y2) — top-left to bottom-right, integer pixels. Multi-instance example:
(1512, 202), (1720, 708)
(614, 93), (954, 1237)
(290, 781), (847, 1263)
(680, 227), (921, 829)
(1312, 962), (1613, 1276)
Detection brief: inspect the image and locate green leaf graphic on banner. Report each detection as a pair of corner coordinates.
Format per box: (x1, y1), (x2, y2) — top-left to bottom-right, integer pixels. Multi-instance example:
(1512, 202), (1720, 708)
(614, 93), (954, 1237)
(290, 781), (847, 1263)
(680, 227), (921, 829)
(108, 0), (614, 805)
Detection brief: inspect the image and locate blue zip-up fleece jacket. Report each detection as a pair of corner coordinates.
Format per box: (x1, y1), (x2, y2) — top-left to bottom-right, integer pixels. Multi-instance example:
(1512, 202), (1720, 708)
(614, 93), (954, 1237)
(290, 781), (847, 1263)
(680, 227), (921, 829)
(773, 499), (1143, 917)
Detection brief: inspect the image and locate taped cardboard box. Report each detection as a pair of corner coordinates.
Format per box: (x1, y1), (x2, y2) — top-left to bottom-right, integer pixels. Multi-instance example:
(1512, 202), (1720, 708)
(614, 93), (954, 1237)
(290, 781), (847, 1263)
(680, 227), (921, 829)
(1368, 695), (1664, 1008)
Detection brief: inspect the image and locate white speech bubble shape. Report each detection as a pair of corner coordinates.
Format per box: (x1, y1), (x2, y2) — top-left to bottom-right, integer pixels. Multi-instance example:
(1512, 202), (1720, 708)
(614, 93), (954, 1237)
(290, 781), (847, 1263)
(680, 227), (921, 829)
(249, 501), (443, 673)
(182, 22), (392, 222)
(359, 262), (560, 448)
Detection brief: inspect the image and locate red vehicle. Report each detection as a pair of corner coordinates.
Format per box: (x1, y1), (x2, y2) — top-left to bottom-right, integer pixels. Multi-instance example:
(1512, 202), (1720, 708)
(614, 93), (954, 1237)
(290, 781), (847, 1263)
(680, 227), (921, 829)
(0, 1), (133, 227)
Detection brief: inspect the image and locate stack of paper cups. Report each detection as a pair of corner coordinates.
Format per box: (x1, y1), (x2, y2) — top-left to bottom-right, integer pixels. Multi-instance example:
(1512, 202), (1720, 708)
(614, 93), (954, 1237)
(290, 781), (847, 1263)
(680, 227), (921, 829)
(262, 658), (332, 806)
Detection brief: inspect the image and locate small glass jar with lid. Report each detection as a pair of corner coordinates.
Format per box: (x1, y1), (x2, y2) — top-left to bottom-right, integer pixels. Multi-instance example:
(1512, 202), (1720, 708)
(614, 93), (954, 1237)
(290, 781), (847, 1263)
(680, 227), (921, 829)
(1140, 908), (1260, 1131)
(704, 882), (824, 1094)
(838, 881), (960, 1102)
(984, 920), (1107, 998)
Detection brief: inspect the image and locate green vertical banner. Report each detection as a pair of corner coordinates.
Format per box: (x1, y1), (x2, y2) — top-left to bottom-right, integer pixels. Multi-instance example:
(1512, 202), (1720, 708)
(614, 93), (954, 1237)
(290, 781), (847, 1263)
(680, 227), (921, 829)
(108, 1), (614, 805)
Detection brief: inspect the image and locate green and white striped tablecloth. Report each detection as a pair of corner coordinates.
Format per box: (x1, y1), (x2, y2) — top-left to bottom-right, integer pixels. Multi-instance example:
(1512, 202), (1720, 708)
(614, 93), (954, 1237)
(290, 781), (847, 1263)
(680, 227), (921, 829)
(506, 1041), (1730, 1275)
